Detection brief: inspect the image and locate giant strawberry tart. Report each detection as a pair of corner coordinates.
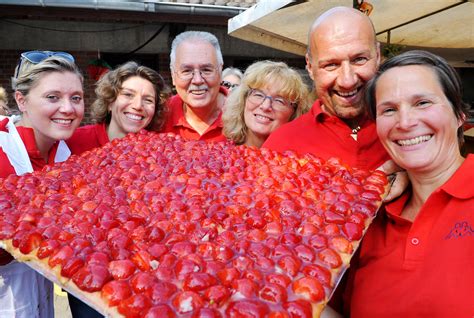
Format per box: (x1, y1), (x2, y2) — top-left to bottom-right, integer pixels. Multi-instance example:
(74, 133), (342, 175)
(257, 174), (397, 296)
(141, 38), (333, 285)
(0, 131), (388, 317)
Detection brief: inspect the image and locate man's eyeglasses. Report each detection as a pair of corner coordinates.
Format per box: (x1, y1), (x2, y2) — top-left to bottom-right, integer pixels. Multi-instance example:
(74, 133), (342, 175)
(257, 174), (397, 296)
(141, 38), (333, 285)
(247, 88), (296, 112)
(174, 66), (218, 81)
(14, 50), (75, 79)
(221, 81), (239, 90)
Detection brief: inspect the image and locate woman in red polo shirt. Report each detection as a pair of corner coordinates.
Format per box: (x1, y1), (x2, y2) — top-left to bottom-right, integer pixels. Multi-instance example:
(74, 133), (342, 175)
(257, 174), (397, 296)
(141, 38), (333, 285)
(0, 52), (84, 317)
(344, 50), (473, 317)
(222, 60), (310, 148)
(67, 61), (170, 155)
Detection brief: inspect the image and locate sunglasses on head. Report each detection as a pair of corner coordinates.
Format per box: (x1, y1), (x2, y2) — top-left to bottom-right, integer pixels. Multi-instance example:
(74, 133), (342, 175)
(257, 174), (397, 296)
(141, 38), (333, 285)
(15, 50), (75, 79)
(221, 81), (239, 90)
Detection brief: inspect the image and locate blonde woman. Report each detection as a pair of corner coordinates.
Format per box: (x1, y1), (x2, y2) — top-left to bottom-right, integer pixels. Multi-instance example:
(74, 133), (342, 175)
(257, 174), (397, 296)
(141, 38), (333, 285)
(223, 60), (310, 148)
(0, 52), (84, 317)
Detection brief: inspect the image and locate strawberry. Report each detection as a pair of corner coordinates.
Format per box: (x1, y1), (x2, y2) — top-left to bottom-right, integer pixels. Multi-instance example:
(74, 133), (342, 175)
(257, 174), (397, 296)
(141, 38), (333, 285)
(148, 281), (177, 303)
(118, 293), (152, 318)
(61, 257), (85, 278)
(130, 250), (153, 272)
(342, 222), (364, 240)
(318, 248), (342, 269)
(37, 239), (60, 259)
(144, 305), (176, 318)
(48, 245), (74, 268)
(283, 299), (313, 318)
(203, 285), (230, 307)
(101, 280), (132, 306)
(18, 231), (43, 254)
(232, 278), (259, 298)
(183, 272), (217, 292)
(217, 267), (240, 287)
(260, 282), (288, 303)
(172, 291), (204, 314)
(129, 272), (157, 294)
(226, 300), (269, 318)
(266, 273), (291, 288)
(72, 264), (111, 292)
(302, 264), (332, 287)
(292, 276), (325, 302)
(277, 255), (302, 277)
(294, 244), (316, 262)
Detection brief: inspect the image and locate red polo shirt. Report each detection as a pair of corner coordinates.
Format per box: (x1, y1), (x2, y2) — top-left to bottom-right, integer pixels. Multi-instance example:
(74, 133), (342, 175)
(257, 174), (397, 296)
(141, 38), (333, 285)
(263, 100), (389, 170)
(0, 120), (60, 178)
(161, 87), (227, 142)
(346, 155), (474, 317)
(66, 123), (110, 155)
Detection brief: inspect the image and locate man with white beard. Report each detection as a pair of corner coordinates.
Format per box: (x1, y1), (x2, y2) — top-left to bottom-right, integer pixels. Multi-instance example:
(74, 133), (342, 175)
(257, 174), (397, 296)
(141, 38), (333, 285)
(162, 31), (227, 142)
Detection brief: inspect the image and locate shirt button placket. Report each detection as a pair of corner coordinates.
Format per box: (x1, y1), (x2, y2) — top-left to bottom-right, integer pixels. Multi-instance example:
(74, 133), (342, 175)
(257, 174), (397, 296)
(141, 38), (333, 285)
(411, 237), (420, 245)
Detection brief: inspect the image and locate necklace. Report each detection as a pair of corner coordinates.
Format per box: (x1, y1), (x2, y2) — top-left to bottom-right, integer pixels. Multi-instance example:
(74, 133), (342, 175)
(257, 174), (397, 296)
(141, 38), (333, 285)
(350, 126), (361, 141)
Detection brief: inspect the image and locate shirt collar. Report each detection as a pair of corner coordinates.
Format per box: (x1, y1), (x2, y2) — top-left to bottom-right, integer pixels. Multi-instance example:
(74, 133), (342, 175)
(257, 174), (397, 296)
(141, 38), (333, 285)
(385, 154), (474, 216)
(174, 86), (228, 129)
(441, 154), (474, 199)
(312, 99), (369, 127)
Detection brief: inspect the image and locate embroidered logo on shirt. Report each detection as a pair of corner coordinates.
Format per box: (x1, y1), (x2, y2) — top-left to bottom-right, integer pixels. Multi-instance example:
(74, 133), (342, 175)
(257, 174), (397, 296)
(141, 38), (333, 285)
(445, 221), (474, 239)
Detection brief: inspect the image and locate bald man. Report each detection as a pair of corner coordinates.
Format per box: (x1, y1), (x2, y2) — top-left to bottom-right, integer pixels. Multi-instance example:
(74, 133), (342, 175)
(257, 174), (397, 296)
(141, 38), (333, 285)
(264, 7), (389, 171)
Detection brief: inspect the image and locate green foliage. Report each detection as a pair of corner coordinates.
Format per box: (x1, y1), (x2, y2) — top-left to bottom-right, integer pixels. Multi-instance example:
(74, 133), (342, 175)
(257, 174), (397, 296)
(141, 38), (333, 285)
(382, 44), (404, 58)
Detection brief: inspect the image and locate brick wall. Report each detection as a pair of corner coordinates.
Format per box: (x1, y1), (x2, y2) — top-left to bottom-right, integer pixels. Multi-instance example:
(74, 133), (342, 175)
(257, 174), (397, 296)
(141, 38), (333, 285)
(0, 50), (173, 125)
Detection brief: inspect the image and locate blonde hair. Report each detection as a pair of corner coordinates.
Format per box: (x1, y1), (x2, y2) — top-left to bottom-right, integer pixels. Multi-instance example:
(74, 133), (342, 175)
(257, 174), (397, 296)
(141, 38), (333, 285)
(0, 87), (8, 115)
(90, 61), (171, 131)
(223, 60), (310, 145)
(0, 87), (7, 104)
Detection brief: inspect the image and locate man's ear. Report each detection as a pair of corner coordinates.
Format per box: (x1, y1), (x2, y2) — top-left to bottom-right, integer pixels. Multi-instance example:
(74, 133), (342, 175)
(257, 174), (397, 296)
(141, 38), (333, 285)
(305, 53), (315, 81)
(170, 68), (177, 87)
(14, 91), (27, 112)
(375, 42), (381, 67)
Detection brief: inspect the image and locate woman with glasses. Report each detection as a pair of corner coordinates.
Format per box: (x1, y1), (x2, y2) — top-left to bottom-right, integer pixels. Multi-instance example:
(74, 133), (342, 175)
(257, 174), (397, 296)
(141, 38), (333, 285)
(223, 60), (310, 148)
(67, 61), (170, 155)
(0, 53), (84, 317)
(221, 67), (243, 92)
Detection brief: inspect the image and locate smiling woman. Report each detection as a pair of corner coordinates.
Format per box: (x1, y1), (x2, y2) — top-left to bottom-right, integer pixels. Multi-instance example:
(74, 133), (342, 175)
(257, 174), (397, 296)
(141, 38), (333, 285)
(222, 60), (310, 148)
(0, 53), (84, 318)
(67, 61), (170, 155)
(344, 50), (473, 317)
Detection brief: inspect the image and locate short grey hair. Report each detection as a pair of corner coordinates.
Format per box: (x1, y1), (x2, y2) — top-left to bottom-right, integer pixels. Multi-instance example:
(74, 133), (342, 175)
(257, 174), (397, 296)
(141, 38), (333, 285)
(170, 31), (223, 70)
(222, 67), (243, 80)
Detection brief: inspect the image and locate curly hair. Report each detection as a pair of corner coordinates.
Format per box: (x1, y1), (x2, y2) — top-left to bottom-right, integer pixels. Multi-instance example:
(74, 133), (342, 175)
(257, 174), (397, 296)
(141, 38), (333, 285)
(223, 60), (311, 145)
(90, 61), (171, 131)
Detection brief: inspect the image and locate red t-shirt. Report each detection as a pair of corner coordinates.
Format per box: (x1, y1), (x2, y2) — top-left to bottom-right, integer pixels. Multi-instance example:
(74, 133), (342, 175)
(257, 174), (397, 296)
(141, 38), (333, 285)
(161, 88), (227, 142)
(66, 123), (110, 155)
(263, 100), (389, 170)
(346, 155), (474, 317)
(0, 120), (60, 178)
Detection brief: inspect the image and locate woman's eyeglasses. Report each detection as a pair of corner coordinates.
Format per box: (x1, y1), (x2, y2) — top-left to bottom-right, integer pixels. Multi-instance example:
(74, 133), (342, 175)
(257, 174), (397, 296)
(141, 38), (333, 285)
(14, 50), (75, 79)
(221, 81), (239, 90)
(247, 88), (296, 112)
